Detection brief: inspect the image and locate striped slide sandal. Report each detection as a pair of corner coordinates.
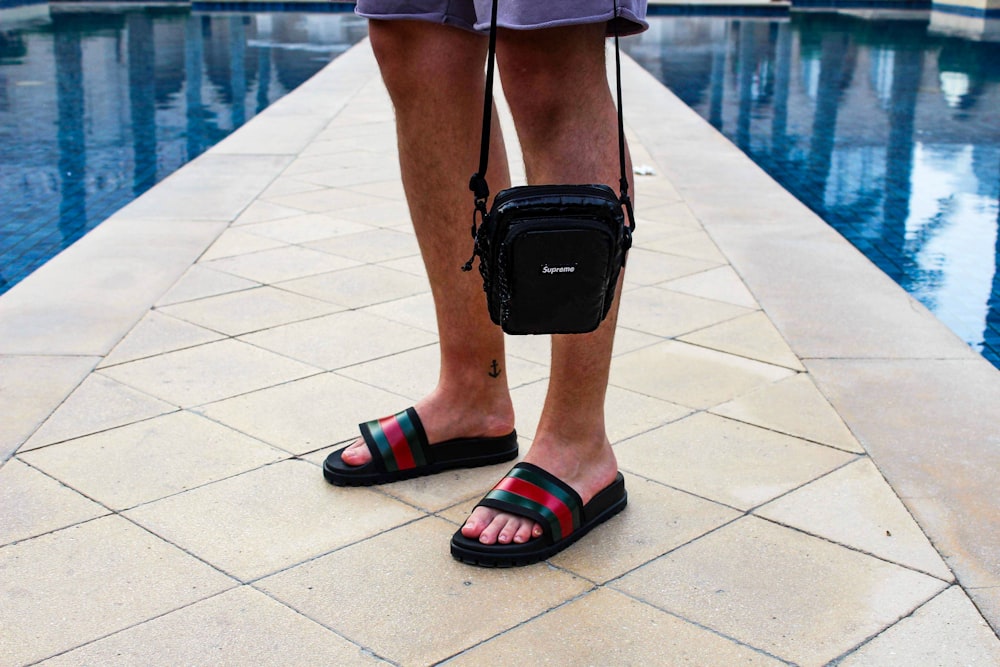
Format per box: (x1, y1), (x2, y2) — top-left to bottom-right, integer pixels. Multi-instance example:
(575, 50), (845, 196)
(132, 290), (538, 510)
(450, 462), (627, 567)
(323, 407), (518, 486)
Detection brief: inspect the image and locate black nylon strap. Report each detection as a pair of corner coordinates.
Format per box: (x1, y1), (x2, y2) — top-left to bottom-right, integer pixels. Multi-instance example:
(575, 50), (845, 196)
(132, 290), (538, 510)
(469, 0), (634, 232)
(468, 0), (499, 203)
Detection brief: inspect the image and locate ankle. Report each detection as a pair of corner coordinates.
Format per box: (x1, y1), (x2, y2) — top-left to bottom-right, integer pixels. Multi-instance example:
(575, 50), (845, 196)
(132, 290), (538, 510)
(415, 386), (515, 441)
(523, 435), (618, 504)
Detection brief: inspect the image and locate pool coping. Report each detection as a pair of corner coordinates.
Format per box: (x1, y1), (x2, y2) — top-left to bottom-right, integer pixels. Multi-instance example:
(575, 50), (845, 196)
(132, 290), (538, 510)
(1, 37), (997, 631)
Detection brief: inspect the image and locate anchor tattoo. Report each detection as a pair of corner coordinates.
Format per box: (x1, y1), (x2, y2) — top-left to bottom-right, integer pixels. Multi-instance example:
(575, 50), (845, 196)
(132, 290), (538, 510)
(488, 360), (502, 378)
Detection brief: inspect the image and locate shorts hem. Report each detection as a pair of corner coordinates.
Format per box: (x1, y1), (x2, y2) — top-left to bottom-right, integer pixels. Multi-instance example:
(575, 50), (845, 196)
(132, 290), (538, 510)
(357, 8), (648, 36)
(355, 10), (478, 33)
(474, 11), (648, 36)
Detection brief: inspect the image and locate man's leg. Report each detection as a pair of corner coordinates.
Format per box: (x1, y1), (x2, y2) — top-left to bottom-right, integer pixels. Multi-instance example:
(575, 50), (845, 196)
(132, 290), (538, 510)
(339, 20), (515, 465)
(461, 23), (631, 546)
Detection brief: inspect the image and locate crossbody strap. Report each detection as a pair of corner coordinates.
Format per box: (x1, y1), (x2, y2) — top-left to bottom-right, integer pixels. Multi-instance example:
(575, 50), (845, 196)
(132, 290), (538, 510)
(468, 0), (636, 231)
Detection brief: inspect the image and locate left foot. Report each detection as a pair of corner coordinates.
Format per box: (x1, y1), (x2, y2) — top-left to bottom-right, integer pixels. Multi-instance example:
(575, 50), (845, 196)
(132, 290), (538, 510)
(459, 433), (618, 545)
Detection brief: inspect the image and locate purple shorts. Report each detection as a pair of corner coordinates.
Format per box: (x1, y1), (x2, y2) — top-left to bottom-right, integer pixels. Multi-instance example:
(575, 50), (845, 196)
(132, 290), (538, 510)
(355, 0), (648, 36)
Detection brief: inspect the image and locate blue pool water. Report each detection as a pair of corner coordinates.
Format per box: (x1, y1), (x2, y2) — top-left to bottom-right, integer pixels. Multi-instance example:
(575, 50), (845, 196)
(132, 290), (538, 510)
(0, 4), (366, 294)
(624, 13), (1000, 369)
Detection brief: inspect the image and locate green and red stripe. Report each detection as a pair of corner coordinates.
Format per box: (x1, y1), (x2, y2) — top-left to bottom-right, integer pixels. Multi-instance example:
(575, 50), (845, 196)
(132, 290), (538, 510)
(483, 464), (581, 541)
(361, 409), (428, 472)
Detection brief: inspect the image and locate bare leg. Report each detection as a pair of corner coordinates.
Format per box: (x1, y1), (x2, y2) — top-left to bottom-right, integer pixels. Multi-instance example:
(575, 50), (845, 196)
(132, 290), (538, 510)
(461, 23), (631, 545)
(340, 20), (515, 465)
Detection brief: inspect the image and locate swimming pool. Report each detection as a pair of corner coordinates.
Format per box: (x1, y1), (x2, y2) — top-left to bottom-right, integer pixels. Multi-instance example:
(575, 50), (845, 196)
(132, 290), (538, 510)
(3, 7), (998, 370)
(0, 4), (366, 294)
(624, 12), (1000, 369)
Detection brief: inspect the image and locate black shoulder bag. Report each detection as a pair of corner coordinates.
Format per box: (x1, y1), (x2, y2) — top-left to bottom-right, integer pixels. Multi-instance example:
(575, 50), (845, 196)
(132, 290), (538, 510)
(461, 0), (636, 335)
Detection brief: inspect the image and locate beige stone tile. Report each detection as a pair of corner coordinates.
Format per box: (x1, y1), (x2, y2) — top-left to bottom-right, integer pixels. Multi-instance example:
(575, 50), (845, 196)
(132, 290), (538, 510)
(640, 192), (687, 212)
(266, 187), (390, 215)
(210, 113), (330, 155)
(38, 586), (388, 667)
(611, 326), (665, 358)
(199, 228), (286, 261)
(701, 217), (976, 360)
(0, 516), (234, 667)
(0, 355), (98, 461)
(195, 372), (410, 455)
(203, 245), (358, 285)
(99, 310), (226, 367)
(618, 286), (753, 339)
(503, 331), (552, 366)
(509, 378), (690, 444)
(323, 105), (394, 130)
(98, 339), (318, 407)
(806, 358), (1000, 592)
(256, 178), (323, 203)
(0, 459), (107, 546)
(241, 212), (371, 244)
(332, 343), (438, 402)
(711, 372), (861, 452)
(680, 310), (806, 372)
(548, 474), (739, 583)
(380, 253), (428, 274)
(634, 200), (703, 238)
(838, 586), (1000, 666)
(347, 177), (416, 200)
(613, 517), (947, 666)
(257, 517), (591, 665)
(296, 165), (402, 191)
(610, 340), (794, 410)
(118, 154), (293, 221)
(644, 229), (728, 264)
(623, 248), (722, 287)
(615, 412), (855, 510)
(158, 285), (341, 337)
(757, 459), (952, 580)
(155, 264), (259, 307)
(0, 217), (227, 356)
(125, 459), (422, 581)
(449, 588), (784, 666)
(21, 411), (287, 510)
(240, 311), (437, 371)
(299, 137), (378, 158)
(305, 227), (420, 264)
(969, 588), (1000, 636)
(283, 155), (360, 179)
(231, 198), (307, 225)
(633, 173), (682, 203)
(328, 199), (411, 228)
(300, 445), (338, 468)
(606, 385), (694, 444)
(277, 264), (430, 309)
(314, 123), (394, 147)
(361, 292), (438, 334)
(664, 265), (758, 308)
(20, 373), (177, 451)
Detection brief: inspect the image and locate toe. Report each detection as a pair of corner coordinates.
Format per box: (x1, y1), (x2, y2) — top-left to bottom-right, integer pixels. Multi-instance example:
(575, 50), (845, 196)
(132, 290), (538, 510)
(477, 514), (505, 545)
(513, 521), (535, 544)
(461, 506), (495, 539)
(339, 439), (371, 466)
(497, 516), (521, 544)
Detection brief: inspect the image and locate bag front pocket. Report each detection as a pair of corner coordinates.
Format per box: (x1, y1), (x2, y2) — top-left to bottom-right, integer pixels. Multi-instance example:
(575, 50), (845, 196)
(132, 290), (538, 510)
(498, 218), (616, 335)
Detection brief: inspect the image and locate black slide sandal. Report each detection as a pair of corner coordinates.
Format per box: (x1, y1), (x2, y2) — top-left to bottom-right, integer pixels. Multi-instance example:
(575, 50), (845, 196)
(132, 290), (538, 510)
(323, 407), (518, 486)
(450, 462), (627, 567)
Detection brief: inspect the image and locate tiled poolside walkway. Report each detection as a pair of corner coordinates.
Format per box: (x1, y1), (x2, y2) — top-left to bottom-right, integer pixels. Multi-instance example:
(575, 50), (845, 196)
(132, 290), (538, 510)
(2, 39), (1000, 666)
